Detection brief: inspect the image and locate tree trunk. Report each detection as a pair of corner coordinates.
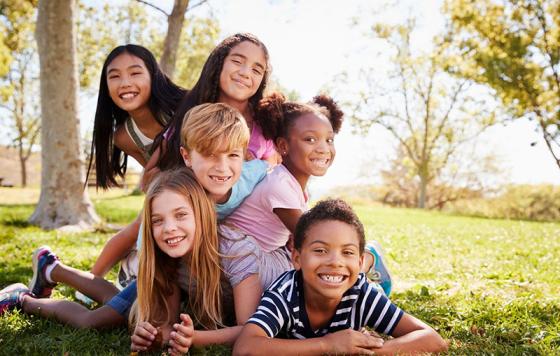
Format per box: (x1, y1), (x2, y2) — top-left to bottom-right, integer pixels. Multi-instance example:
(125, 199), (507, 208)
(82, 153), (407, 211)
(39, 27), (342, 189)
(19, 154), (27, 188)
(30, 0), (100, 230)
(418, 174), (427, 209)
(159, 0), (189, 79)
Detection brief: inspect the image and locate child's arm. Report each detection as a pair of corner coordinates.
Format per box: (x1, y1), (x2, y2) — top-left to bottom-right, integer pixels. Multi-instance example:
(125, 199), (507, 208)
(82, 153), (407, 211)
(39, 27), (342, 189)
(140, 145), (163, 191)
(114, 125), (147, 167)
(272, 208), (302, 234)
(372, 313), (448, 355)
(91, 214), (141, 276)
(186, 274), (263, 347)
(233, 324), (383, 356)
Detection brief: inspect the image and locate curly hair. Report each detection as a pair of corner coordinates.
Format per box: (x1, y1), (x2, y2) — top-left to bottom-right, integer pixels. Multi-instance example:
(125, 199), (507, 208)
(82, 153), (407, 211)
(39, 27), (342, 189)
(157, 33), (271, 170)
(86, 44), (186, 189)
(294, 199), (365, 253)
(255, 92), (344, 141)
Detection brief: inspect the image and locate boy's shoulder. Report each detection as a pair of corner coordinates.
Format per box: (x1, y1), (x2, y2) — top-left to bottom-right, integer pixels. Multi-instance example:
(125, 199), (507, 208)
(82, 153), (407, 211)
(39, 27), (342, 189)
(263, 269), (299, 303)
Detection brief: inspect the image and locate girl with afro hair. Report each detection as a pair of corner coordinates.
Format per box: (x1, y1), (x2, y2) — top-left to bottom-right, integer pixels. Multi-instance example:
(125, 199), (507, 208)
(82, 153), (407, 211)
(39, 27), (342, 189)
(225, 92), (344, 288)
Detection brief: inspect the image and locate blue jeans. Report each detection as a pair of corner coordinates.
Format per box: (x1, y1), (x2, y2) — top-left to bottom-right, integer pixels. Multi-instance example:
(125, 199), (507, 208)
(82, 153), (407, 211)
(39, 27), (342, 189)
(105, 280), (137, 317)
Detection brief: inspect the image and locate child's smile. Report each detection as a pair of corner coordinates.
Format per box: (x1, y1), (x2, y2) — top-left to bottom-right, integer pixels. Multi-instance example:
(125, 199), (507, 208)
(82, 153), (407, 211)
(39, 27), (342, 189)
(181, 146), (243, 204)
(151, 190), (196, 259)
(279, 113), (335, 189)
(219, 41), (266, 104)
(292, 220), (363, 303)
(106, 52), (152, 116)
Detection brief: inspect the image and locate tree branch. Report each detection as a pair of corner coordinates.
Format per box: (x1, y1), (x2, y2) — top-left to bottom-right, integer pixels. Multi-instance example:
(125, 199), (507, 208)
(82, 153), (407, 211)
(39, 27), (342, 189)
(187, 0), (209, 12)
(135, 0), (169, 17)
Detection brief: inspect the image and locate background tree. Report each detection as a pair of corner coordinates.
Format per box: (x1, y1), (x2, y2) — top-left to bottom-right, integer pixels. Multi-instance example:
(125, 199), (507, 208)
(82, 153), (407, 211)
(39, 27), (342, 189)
(0, 0), (40, 187)
(30, 0), (99, 229)
(136, 0), (210, 79)
(444, 0), (560, 169)
(351, 19), (496, 208)
(376, 143), (503, 209)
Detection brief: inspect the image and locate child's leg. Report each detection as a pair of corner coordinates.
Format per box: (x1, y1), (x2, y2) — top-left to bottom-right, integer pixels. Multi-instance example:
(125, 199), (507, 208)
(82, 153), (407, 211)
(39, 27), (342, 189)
(21, 296), (125, 329)
(51, 263), (119, 304)
(91, 214), (142, 277)
(30, 247), (119, 304)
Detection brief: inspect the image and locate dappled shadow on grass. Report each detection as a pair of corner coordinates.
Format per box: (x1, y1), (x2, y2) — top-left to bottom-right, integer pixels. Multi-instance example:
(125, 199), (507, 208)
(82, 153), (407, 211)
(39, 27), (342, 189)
(0, 203), (35, 227)
(0, 266), (32, 288)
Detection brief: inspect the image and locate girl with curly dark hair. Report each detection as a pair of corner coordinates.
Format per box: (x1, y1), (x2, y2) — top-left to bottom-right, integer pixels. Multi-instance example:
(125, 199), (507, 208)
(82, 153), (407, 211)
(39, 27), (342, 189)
(92, 33), (276, 282)
(225, 93), (345, 287)
(145, 32), (278, 180)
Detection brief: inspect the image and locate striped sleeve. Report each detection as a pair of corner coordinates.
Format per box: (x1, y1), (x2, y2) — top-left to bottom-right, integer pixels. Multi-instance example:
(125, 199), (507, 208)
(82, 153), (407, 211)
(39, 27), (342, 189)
(246, 290), (290, 337)
(363, 284), (404, 335)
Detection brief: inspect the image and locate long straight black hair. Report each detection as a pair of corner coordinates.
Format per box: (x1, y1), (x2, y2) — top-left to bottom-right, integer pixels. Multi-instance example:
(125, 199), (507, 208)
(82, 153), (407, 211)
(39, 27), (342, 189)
(87, 44), (186, 189)
(156, 33), (271, 171)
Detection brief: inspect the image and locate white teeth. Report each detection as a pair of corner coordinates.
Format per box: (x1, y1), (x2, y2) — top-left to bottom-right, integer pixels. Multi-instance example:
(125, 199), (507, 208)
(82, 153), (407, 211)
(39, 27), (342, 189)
(166, 236), (185, 245)
(320, 274), (344, 283)
(311, 159), (329, 167)
(120, 93), (137, 99)
(210, 176), (231, 182)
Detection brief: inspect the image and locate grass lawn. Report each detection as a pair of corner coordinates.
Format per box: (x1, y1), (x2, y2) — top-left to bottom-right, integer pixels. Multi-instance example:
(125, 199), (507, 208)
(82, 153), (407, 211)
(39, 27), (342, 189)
(0, 188), (559, 355)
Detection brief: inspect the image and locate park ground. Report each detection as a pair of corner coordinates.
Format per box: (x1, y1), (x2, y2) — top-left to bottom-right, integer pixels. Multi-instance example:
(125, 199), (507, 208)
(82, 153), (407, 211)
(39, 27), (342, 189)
(0, 187), (559, 355)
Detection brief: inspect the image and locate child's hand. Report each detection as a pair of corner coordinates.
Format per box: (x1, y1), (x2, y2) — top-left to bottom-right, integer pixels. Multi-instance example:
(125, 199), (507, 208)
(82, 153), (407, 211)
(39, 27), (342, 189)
(168, 313), (194, 355)
(323, 329), (384, 355)
(130, 321), (157, 352)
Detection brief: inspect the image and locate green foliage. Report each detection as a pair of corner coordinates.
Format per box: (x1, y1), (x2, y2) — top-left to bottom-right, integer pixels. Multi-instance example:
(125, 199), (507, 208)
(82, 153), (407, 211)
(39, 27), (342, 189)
(447, 184), (560, 222)
(75, 1), (219, 92)
(173, 16), (220, 89)
(1, 193), (560, 353)
(351, 18), (497, 208)
(444, 0), (560, 168)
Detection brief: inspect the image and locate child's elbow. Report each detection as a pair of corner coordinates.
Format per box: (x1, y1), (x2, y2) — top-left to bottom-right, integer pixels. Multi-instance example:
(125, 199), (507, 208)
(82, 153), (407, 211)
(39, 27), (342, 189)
(232, 340), (256, 356)
(232, 337), (256, 356)
(430, 331), (449, 353)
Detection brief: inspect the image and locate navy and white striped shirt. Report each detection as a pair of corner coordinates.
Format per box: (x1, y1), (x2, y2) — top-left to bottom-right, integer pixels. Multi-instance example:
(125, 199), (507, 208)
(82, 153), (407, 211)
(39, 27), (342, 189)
(247, 270), (404, 339)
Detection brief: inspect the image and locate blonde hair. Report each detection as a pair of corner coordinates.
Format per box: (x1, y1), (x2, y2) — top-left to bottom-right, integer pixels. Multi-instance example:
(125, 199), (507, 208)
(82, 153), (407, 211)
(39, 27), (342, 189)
(134, 168), (223, 329)
(180, 102), (250, 155)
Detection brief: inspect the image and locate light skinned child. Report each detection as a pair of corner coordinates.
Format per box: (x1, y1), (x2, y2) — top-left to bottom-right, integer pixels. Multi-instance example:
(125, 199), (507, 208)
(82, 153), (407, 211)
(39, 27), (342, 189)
(86, 44), (185, 189)
(92, 33), (277, 280)
(130, 168), (267, 354)
(83, 44), (185, 290)
(233, 199), (448, 356)
(0, 103), (265, 335)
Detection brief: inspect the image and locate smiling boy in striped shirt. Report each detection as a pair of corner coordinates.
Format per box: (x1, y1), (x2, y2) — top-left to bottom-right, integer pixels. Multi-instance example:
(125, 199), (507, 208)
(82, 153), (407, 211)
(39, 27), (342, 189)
(233, 199), (447, 355)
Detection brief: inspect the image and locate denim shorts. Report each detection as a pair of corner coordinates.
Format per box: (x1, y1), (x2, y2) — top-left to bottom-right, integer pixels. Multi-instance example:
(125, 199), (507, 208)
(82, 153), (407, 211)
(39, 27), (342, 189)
(105, 280), (137, 317)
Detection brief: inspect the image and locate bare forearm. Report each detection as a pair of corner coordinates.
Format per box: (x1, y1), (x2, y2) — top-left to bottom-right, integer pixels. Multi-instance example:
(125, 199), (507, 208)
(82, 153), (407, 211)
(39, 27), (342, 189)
(233, 336), (329, 356)
(91, 215), (141, 276)
(193, 326), (243, 347)
(374, 330), (448, 355)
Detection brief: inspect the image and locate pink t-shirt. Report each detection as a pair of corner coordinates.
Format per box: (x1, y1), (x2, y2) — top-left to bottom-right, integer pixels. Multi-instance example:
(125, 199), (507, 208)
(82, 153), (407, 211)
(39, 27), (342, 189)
(226, 164), (307, 253)
(248, 124), (276, 160)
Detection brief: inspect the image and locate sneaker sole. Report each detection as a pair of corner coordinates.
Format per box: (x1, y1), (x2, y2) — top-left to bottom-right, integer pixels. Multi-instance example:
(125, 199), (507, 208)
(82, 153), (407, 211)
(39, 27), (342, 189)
(367, 241), (392, 296)
(29, 246), (52, 298)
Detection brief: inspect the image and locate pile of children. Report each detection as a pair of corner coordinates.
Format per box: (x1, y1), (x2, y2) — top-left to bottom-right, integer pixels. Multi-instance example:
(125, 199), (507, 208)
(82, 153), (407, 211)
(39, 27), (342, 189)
(0, 33), (448, 355)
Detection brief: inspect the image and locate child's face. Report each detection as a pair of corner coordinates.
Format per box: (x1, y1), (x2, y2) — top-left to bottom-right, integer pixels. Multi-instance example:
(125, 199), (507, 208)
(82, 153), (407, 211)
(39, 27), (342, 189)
(292, 220), (363, 303)
(278, 113), (335, 181)
(180, 145), (244, 204)
(218, 41), (266, 105)
(151, 189), (196, 259)
(106, 52), (151, 115)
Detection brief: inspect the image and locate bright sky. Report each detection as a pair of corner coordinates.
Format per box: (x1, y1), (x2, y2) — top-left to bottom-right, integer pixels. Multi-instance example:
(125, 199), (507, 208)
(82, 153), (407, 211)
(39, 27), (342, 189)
(80, 0), (559, 195)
